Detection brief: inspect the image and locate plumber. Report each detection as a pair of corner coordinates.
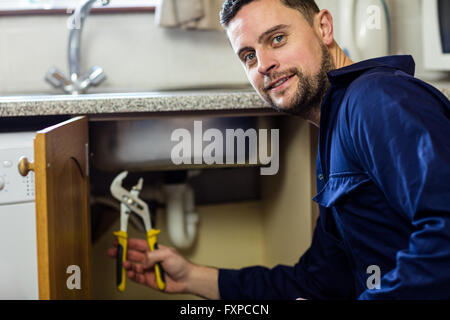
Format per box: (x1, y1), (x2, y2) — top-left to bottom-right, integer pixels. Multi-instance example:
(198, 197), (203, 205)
(108, 0), (450, 299)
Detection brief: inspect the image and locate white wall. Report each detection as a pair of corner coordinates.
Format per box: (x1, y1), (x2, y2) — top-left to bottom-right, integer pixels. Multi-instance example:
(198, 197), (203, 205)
(0, 12), (250, 95)
(317, 0), (449, 81)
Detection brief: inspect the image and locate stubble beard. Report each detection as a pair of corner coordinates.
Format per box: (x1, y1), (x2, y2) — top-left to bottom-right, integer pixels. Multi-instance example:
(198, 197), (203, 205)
(262, 43), (335, 119)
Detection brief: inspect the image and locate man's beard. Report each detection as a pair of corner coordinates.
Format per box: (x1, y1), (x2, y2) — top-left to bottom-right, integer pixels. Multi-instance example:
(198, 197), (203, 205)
(262, 43), (335, 119)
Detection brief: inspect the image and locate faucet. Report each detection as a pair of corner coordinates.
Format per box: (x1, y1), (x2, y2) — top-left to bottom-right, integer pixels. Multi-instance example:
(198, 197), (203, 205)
(45, 0), (110, 95)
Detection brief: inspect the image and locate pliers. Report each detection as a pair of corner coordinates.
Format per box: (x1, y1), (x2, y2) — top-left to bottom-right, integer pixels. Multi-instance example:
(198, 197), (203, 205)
(110, 171), (166, 292)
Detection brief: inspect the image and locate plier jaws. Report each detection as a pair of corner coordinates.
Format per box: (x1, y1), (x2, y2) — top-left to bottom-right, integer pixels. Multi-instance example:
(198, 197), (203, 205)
(110, 171), (151, 231)
(110, 171), (166, 292)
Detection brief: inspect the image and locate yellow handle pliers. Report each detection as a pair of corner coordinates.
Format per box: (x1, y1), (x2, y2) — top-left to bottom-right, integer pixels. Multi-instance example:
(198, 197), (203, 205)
(110, 171), (166, 292)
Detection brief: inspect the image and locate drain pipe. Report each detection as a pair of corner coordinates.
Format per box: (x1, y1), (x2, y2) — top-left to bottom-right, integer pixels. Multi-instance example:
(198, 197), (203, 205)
(163, 182), (199, 250)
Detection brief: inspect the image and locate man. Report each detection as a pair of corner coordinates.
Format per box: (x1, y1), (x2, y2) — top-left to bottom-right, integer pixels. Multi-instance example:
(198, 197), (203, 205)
(107, 0), (450, 299)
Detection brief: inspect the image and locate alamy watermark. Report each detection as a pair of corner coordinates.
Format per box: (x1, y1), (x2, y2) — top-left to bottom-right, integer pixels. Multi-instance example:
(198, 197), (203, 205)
(366, 5), (383, 30)
(170, 121), (279, 176)
(66, 265), (81, 290)
(66, 7), (81, 30)
(366, 265), (381, 290)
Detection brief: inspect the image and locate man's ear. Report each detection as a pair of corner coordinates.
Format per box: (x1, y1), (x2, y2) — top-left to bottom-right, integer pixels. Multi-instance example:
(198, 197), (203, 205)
(315, 9), (334, 46)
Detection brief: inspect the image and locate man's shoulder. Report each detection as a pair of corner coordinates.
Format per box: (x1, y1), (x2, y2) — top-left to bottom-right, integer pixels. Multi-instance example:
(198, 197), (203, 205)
(344, 67), (414, 105)
(336, 66), (450, 137)
(340, 67), (443, 121)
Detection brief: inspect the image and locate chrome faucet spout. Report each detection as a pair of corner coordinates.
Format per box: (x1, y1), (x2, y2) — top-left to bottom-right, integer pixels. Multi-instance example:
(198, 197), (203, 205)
(46, 0), (110, 94)
(68, 0), (97, 80)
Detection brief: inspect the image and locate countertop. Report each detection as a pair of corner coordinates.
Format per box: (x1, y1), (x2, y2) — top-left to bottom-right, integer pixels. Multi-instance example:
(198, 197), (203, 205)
(0, 90), (271, 117)
(0, 86), (449, 118)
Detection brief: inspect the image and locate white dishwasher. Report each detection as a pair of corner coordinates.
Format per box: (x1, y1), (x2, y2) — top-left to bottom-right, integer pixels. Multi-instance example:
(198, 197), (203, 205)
(0, 132), (39, 299)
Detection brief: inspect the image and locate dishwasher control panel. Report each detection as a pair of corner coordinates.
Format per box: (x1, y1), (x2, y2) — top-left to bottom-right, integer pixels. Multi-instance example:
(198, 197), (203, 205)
(0, 132), (35, 205)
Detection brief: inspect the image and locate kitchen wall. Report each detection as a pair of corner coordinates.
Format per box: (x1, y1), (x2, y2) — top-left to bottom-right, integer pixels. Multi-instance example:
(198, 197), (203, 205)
(0, 12), (250, 95)
(317, 0), (449, 81)
(0, 0), (448, 95)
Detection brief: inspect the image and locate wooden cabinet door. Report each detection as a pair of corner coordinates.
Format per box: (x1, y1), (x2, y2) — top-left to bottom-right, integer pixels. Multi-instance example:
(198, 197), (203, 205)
(33, 116), (91, 300)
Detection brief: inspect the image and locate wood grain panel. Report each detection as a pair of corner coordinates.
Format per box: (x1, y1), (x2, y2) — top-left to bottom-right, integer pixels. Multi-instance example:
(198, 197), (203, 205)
(34, 116), (91, 300)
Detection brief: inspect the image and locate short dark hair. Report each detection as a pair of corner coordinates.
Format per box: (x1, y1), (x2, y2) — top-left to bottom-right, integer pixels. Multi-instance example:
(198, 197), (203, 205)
(220, 0), (320, 27)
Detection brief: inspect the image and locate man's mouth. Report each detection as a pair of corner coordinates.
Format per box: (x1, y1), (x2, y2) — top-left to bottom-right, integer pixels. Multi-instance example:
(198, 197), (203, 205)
(266, 74), (296, 91)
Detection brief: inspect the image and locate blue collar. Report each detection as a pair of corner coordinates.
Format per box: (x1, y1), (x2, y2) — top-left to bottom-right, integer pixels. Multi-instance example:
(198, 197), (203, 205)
(317, 55), (417, 179)
(327, 55), (416, 85)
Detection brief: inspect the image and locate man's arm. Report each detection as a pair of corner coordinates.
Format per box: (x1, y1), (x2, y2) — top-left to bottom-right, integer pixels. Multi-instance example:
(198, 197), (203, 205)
(185, 264), (220, 299)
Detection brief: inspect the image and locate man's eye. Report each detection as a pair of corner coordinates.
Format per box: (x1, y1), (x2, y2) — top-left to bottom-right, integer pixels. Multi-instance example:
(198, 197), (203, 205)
(244, 52), (256, 63)
(273, 35), (285, 45)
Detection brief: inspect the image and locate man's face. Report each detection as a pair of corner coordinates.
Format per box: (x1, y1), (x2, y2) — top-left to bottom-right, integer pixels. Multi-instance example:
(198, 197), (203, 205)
(226, 0), (335, 118)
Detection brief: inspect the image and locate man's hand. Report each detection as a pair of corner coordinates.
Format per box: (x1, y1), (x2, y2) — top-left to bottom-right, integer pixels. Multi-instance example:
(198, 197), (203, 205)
(107, 238), (220, 299)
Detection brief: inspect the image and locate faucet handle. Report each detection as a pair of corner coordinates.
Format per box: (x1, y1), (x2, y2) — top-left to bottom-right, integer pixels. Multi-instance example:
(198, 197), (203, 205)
(87, 65), (106, 85)
(45, 67), (71, 88)
(78, 65), (106, 91)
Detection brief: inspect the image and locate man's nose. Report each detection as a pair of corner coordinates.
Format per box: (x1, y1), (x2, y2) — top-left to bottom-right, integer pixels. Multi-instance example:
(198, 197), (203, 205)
(257, 50), (278, 75)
